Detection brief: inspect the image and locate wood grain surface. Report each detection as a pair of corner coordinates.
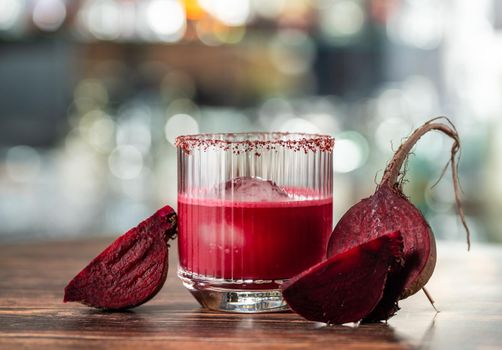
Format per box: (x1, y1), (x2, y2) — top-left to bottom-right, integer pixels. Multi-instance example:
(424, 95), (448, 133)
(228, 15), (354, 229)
(0, 238), (500, 350)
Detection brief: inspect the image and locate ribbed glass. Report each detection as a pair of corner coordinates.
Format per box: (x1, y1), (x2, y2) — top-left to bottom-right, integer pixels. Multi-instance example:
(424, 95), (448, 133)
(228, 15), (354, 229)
(176, 132), (334, 312)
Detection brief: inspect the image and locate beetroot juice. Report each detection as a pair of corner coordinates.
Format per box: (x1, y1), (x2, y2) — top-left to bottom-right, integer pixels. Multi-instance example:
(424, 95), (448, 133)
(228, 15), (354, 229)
(176, 132), (334, 312)
(178, 193), (332, 282)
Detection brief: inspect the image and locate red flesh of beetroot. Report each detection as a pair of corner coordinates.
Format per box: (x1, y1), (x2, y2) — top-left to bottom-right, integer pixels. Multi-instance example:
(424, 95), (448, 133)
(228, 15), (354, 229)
(281, 232), (404, 325)
(64, 206), (177, 310)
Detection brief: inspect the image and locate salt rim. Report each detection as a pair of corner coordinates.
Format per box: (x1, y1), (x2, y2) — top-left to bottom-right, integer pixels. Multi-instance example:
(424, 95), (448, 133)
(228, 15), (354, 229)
(176, 132), (334, 154)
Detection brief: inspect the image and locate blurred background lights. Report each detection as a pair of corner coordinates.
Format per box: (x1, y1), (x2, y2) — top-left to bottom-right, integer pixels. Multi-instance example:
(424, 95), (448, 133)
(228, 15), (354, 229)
(200, 108), (252, 133)
(412, 130), (445, 161)
(303, 112), (337, 134)
(258, 97), (296, 131)
(269, 29), (315, 75)
(146, 0), (186, 41)
(429, 213), (468, 241)
(74, 79), (109, 111)
(117, 1), (136, 39)
(78, 109), (109, 133)
(401, 75), (439, 122)
(81, 0), (121, 40)
(213, 25), (246, 44)
(375, 88), (407, 120)
(61, 131), (102, 195)
(32, 0), (67, 31)
(106, 201), (150, 234)
(387, 1), (444, 49)
(166, 98), (200, 118)
(184, 0), (205, 20)
(86, 113), (115, 153)
(195, 18), (223, 46)
(108, 145), (144, 180)
(0, 0), (23, 30)
(425, 177), (455, 214)
(319, 0), (365, 39)
(375, 117), (412, 153)
(116, 119), (152, 154)
(161, 70), (196, 101)
(298, 97), (341, 135)
(6, 145), (42, 182)
(164, 113), (199, 145)
(0, 0), (495, 244)
(116, 171), (152, 200)
(333, 131), (369, 173)
(259, 98), (294, 121)
(195, 19), (246, 45)
(252, 0), (285, 19)
(280, 117), (320, 134)
(199, 0), (251, 27)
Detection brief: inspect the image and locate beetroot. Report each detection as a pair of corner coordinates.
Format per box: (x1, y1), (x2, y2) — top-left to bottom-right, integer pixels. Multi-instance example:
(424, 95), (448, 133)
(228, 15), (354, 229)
(282, 118), (470, 324)
(64, 206), (177, 310)
(326, 118), (470, 320)
(281, 232), (404, 324)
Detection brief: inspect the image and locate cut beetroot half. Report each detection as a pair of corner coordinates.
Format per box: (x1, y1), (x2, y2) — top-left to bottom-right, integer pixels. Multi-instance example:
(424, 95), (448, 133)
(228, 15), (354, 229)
(281, 231), (404, 325)
(64, 206), (177, 310)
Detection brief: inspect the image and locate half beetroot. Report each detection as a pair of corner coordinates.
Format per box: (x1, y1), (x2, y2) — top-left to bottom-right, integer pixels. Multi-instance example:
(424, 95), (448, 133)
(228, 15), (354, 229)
(64, 205), (177, 310)
(281, 231), (404, 324)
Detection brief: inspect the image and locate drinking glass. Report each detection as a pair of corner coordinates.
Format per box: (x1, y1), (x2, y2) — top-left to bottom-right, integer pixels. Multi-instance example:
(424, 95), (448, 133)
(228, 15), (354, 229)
(176, 132), (333, 313)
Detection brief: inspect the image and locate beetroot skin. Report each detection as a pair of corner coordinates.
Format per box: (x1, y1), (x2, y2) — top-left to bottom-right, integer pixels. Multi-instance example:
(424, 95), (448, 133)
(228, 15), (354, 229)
(64, 206), (177, 310)
(281, 232), (404, 324)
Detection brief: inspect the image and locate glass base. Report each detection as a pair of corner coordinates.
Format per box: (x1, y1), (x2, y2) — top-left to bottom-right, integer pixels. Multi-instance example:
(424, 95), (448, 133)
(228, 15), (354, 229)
(178, 268), (290, 313)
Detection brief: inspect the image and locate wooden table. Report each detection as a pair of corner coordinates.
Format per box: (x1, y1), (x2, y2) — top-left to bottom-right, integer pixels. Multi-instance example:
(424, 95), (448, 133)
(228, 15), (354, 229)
(0, 238), (500, 349)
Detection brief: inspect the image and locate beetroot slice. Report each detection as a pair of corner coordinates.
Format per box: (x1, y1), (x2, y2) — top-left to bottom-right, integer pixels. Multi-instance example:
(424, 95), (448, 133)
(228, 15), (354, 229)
(281, 232), (404, 325)
(64, 206), (177, 310)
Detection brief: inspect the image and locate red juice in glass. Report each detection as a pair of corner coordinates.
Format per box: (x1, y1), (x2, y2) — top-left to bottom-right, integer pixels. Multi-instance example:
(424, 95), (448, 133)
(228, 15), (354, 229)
(178, 190), (332, 281)
(176, 132), (334, 313)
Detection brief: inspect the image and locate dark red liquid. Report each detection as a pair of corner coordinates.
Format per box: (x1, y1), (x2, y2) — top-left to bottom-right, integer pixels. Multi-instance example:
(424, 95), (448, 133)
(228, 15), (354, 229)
(178, 193), (332, 281)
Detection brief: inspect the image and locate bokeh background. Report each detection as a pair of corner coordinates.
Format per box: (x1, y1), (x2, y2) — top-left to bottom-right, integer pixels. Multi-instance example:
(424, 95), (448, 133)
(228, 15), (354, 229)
(0, 0), (500, 243)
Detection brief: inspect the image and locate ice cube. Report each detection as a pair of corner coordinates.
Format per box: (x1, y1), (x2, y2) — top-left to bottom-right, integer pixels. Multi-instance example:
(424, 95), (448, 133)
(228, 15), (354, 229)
(217, 176), (289, 201)
(198, 222), (244, 248)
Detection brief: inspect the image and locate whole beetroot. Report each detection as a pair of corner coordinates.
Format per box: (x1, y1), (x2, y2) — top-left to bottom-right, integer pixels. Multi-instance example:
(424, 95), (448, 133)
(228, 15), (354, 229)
(64, 206), (177, 310)
(327, 117), (470, 320)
